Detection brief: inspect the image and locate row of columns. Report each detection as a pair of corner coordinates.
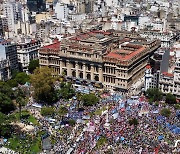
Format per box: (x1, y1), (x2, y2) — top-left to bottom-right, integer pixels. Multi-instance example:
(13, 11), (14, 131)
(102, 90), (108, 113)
(59, 60), (103, 82)
(104, 76), (116, 83)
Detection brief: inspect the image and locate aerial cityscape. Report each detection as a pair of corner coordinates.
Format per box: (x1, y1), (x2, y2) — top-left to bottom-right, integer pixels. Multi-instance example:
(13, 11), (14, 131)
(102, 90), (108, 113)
(0, 0), (179, 153)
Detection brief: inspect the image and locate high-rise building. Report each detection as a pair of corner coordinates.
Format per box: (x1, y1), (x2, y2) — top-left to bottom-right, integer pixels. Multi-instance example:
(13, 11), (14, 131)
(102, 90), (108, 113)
(0, 59), (10, 81)
(0, 16), (4, 37)
(27, 0), (46, 12)
(3, 1), (23, 32)
(0, 39), (19, 71)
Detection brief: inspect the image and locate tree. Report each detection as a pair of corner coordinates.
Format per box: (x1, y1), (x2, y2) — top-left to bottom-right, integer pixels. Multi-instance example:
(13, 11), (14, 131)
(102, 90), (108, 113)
(30, 67), (58, 104)
(0, 93), (15, 114)
(58, 82), (75, 99)
(58, 106), (68, 120)
(174, 104), (180, 110)
(96, 136), (107, 148)
(129, 118), (139, 127)
(0, 81), (14, 98)
(14, 88), (27, 118)
(165, 93), (177, 104)
(68, 119), (76, 126)
(146, 88), (163, 102)
(0, 112), (14, 137)
(16, 96), (26, 119)
(76, 92), (82, 110)
(11, 70), (19, 79)
(15, 72), (30, 85)
(6, 79), (18, 88)
(160, 108), (171, 118)
(28, 59), (39, 74)
(81, 93), (99, 106)
(41, 107), (55, 117)
(0, 81), (15, 114)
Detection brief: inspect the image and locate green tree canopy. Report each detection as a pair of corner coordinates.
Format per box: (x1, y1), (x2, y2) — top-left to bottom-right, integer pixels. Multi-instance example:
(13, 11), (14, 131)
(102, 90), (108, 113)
(30, 67), (58, 104)
(58, 106), (68, 120)
(0, 112), (14, 137)
(146, 88), (163, 102)
(81, 93), (99, 106)
(0, 93), (15, 114)
(0, 81), (13, 98)
(15, 72), (30, 85)
(6, 79), (18, 88)
(174, 104), (180, 110)
(58, 82), (75, 99)
(160, 108), (171, 118)
(165, 93), (177, 104)
(16, 96), (27, 119)
(129, 118), (139, 126)
(68, 119), (76, 126)
(41, 107), (55, 117)
(28, 59), (39, 74)
(96, 136), (107, 148)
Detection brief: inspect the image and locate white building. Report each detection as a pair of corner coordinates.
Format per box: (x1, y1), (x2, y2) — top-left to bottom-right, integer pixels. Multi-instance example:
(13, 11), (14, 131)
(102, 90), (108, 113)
(140, 30), (177, 48)
(54, 2), (69, 20)
(16, 39), (41, 72)
(138, 15), (151, 30)
(3, 1), (34, 38)
(173, 51), (180, 98)
(159, 51), (180, 99)
(144, 65), (159, 91)
(3, 1), (23, 32)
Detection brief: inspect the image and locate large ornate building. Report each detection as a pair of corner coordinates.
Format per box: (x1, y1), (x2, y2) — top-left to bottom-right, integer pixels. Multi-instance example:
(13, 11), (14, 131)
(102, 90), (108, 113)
(39, 30), (161, 91)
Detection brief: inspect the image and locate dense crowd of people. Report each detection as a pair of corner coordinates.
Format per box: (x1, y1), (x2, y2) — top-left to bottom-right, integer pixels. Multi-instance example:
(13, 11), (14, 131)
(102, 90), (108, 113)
(38, 92), (180, 154)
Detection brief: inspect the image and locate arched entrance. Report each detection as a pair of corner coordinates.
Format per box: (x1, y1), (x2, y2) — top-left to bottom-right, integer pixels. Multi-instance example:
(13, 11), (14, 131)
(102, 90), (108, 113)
(72, 71), (76, 77)
(87, 74), (91, 80)
(79, 72), (83, 79)
(94, 75), (99, 81)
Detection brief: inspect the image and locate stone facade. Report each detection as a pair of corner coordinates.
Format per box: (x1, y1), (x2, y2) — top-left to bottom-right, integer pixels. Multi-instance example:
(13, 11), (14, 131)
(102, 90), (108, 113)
(39, 30), (161, 91)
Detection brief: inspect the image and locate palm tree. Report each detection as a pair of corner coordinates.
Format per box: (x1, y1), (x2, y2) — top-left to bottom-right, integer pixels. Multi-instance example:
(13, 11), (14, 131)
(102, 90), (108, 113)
(16, 96), (26, 119)
(14, 88), (26, 119)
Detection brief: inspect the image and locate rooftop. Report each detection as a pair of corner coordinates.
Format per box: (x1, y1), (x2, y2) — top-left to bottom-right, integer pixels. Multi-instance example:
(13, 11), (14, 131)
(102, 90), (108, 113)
(146, 65), (151, 69)
(105, 44), (146, 61)
(69, 30), (112, 42)
(162, 72), (174, 77)
(42, 41), (60, 50)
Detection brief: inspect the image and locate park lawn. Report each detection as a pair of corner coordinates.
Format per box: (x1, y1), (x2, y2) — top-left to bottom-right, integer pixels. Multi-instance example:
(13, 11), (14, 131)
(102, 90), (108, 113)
(30, 137), (41, 153)
(94, 106), (107, 115)
(7, 137), (19, 150)
(28, 115), (39, 126)
(11, 110), (39, 126)
(7, 135), (41, 153)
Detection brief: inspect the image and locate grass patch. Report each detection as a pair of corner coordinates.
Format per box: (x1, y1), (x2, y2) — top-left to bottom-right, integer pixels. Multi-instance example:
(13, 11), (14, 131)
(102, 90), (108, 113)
(28, 115), (39, 125)
(96, 136), (108, 148)
(94, 106), (107, 116)
(10, 110), (39, 126)
(6, 135), (41, 153)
